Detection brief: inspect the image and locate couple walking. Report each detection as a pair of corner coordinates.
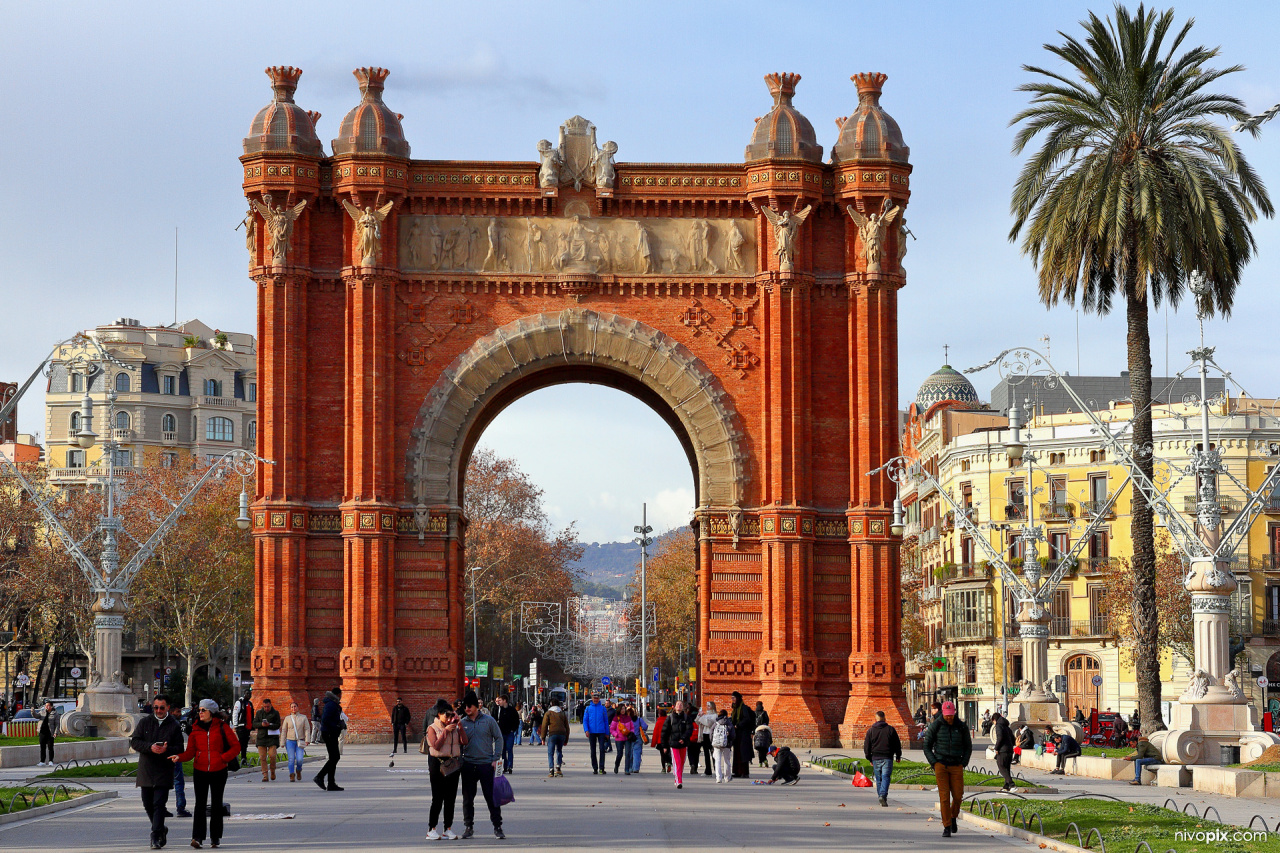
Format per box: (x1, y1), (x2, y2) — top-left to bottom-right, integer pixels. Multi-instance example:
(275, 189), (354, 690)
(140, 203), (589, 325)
(423, 694), (508, 841)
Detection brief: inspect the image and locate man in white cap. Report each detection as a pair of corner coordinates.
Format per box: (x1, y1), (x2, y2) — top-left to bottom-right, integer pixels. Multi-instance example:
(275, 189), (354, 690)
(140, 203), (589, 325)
(922, 700), (972, 838)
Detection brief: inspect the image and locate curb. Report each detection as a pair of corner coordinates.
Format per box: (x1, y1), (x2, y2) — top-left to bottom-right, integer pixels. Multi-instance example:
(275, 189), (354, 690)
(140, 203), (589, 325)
(802, 761), (1057, 793)
(0, 790), (117, 827)
(951, 806), (1094, 853)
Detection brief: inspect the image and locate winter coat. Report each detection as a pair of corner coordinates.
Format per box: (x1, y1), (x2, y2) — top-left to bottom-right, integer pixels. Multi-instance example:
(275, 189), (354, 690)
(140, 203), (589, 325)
(282, 712), (311, 744)
(460, 712), (503, 764)
(232, 699), (254, 730)
(696, 710), (718, 738)
(175, 717), (241, 773)
(252, 706), (282, 747)
(661, 712), (693, 750)
(391, 703), (412, 727)
(755, 708), (770, 727)
(495, 705), (520, 736)
(991, 718), (1015, 755)
(922, 715), (973, 767)
(1015, 727), (1035, 750)
(753, 725), (773, 751)
(610, 715), (636, 742)
(582, 701), (610, 735)
(540, 706), (570, 739)
(863, 720), (903, 761)
(319, 692), (344, 735)
(651, 714), (667, 749)
(37, 707), (57, 740)
(730, 703), (756, 743)
(770, 746), (800, 782)
(130, 713), (186, 789)
(1131, 739), (1160, 761)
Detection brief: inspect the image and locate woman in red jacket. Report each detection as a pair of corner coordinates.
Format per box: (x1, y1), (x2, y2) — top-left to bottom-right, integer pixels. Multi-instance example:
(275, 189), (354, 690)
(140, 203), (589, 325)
(172, 698), (241, 849)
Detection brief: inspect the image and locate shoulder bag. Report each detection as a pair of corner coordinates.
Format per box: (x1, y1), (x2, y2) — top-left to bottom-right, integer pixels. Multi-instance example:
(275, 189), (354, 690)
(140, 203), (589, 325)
(220, 721), (241, 773)
(422, 724), (462, 776)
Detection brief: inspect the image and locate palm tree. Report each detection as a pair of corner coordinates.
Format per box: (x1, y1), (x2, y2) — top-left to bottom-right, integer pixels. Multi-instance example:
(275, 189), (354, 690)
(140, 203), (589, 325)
(1009, 4), (1271, 731)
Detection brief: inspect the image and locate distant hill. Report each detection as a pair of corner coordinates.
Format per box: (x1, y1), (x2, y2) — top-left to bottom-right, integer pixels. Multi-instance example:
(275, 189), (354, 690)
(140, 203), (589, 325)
(571, 541), (639, 598)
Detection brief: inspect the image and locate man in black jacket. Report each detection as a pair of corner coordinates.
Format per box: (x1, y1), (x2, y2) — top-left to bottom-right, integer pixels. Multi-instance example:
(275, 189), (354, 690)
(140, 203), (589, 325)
(494, 695), (520, 774)
(130, 694), (186, 849)
(991, 712), (1016, 792)
(390, 698), (412, 756)
(923, 700), (972, 838)
(863, 710), (903, 806)
(314, 687), (345, 791)
(766, 745), (800, 784)
(37, 700), (57, 766)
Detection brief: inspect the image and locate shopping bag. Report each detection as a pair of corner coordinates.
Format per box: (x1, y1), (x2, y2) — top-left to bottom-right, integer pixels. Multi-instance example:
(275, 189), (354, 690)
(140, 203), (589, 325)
(985, 746), (997, 761)
(851, 769), (873, 788)
(493, 773), (515, 806)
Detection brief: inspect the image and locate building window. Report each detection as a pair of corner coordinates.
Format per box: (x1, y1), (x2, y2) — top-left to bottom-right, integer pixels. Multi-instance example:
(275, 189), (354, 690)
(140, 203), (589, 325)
(1049, 452), (1065, 465)
(1089, 474), (1107, 504)
(960, 459), (971, 472)
(1090, 449), (1107, 463)
(247, 382), (257, 403)
(70, 372), (83, 393)
(964, 654), (977, 684)
(113, 449), (132, 467)
(247, 421), (257, 444)
(163, 374), (176, 395)
(206, 416), (234, 442)
(69, 411), (81, 433)
(162, 413), (176, 434)
(115, 410), (130, 431)
(204, 378), (222, 397)
(114, 373), (130, 393)
(67, 449), (85, 468)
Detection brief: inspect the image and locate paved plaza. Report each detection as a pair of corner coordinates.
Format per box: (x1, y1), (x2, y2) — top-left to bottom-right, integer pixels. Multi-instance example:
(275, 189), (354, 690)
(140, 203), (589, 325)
(3, 740), (1280, 851)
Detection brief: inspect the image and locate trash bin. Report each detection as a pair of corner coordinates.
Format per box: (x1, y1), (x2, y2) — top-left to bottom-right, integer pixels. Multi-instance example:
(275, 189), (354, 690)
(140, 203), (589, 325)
(1219, 744), (1240, 765)
(86, 725), (98, 738)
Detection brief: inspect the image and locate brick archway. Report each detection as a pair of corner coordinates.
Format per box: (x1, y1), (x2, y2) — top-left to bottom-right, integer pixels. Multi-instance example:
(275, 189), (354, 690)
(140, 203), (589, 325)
(406, 308), (748, 513)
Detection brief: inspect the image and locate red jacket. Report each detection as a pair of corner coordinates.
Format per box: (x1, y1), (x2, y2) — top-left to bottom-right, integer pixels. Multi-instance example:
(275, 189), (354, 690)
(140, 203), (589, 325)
(175, 718), (241, 772)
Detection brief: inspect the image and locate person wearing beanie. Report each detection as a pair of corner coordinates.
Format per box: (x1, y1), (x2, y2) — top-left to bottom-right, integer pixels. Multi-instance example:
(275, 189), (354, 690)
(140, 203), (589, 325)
(425, 698), (467, 840)
(922, 700), (972, 838)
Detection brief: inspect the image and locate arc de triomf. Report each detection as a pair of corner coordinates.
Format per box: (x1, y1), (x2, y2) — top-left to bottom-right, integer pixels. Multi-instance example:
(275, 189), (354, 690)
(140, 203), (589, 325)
(244, 65), (912, 744)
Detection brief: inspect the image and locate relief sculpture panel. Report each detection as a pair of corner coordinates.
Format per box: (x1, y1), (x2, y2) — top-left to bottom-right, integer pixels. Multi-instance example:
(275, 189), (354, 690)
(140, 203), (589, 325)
(399, 215), (756, 276)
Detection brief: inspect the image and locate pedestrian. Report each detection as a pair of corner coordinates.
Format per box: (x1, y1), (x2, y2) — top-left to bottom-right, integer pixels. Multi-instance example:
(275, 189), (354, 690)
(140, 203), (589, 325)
(710, 708), (735, 783)
(313, 686), (345, 791)
(1073, 706), (1086, 726)
(753, 719), (773, 767)
(36, 699), (57, 766)
(695, 702), (716, 776)
(1124, 734), (1160, 785)
(311, 697), (322, 727)
(170, 699), (239, 850)
(425, 698), (466, 840)
(729, 691), (756, 778)
(130, 694), (186, 850)
(929, 700), (942, 721)
(629, 704), (648, 773)
(661, 699), (693, 789)
(610, 704), (636, 774)
(581, 692), (610, 775)
(914, 705), (927, 725)
(1130, 708), (1141, 730)
(990, 711), (1016, 792)
(231, 692), (253, 764)
(1048, 727), (1081, 775)
(685, 704), (701, 775)
(252, 697), (281, 782)
(922, 700), (971, 839)
(980, 709), (992, 737)
(603, 700), (616, 754)
(539, 698), (570, 777)
(766, 744), (800, 784)
(282, 700), (311, 782)
(459, 693), (505, 839)
(651, 705), (671, 773)
(528, 704), (543, 746)
(863, 710), (903, 807)
(494, 695), (519, 774)
(754, 700), (770, 728)
(391, 697), (412, 756)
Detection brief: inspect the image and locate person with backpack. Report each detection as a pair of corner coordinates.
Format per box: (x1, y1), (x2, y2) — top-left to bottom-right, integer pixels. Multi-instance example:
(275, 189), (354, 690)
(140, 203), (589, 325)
(661, 699), (693, 789)
(710, 709), (735, 783)
(923, 701), (972, 838)
(753, 720), (773, 767)
(766, 744), (800, 784)
(539, 700), (570, 777)
(170, 698), (240, 850)
(231, 692), (253, 764)
(863, 710), (903, 807)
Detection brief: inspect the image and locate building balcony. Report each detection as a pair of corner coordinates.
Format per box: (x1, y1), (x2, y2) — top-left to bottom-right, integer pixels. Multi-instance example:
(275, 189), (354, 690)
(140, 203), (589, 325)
(1078, 557), (1119, 575)
(49, 465), (141, 484)
(1005, 503), (1026, 521)
(111, 428), (135, 442)
(936, 562), (993, 583)
(1048, 616), (1112, 638)
(1260, 619), (1280, 637)
(1182, 495), (1242, 514)
(200, 396), (236, 408)
(1040, 501), (1076, 522)
(919, 526), (940, 546)
(1080, 499), (1116, 519)
(945, 621), (993, 642)
(1251, 555), (1280, 572)
(1262, 494), (1280, 514)
(161, 431), (178, 444)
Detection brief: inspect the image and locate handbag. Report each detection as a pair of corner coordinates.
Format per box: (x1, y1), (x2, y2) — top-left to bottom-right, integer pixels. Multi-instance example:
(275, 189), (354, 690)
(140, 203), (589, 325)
(985, 746), (997, 761)
(220, 722), (241, 773)
(493, 772), (515, 806)
(421, 725), (462, 776)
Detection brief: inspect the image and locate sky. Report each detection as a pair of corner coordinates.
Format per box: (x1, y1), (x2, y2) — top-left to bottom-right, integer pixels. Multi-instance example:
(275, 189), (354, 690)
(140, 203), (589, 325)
(3, 0), (1279, 542)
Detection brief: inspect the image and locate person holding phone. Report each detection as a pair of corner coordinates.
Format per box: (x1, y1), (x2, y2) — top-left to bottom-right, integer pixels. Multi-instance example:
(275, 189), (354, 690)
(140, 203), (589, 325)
(130, 694), (186, 850)
(425, 698), (469, 840)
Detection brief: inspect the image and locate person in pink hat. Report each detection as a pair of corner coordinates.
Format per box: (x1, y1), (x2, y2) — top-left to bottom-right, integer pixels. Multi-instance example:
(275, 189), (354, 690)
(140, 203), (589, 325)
(922, 700), (972, 838)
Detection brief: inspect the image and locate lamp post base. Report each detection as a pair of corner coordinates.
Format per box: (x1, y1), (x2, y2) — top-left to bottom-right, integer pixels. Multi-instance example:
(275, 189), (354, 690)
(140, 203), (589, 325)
(1151, 702), (1280, 765)
(59, 682), (142, 737)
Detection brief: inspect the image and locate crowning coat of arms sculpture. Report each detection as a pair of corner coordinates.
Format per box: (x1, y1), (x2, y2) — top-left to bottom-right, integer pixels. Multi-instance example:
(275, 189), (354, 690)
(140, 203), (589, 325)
(537, 116), (617, 193)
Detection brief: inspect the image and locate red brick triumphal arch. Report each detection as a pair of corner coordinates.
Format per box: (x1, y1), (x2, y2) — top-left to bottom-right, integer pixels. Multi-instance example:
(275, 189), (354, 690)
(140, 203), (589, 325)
(244, 65), (913, 745)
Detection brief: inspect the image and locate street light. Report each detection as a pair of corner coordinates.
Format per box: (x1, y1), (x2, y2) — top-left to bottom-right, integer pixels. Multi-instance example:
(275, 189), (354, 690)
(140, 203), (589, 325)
(1004, 400), (1025, 463)
(76, 391), (97, 449)
(634, 505), (653, 718)
(890, 495), (905, 537)
(236, 489), (251, 530)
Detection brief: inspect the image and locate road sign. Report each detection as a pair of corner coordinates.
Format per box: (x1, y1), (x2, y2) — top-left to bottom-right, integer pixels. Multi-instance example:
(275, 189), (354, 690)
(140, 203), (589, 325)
(1259, 676), (1269, 689)
(465, 662), (475, 676)
(70, 667), (82, 679)
(476, 661), (489, 678)
(652, 666), (659, 683)
(16, 673), (30, 686)
(493, 666), (504, 680)
(1091, 675), (1103, 687)
(529, 659), (538, 683)
(601, 676), (611, 687)
(233, 673), (242, 685)
(639, 687), (648, 698)
(688, 667), (697, 683)
(513, 674), (521, 681)
(165, 667), (173, 676)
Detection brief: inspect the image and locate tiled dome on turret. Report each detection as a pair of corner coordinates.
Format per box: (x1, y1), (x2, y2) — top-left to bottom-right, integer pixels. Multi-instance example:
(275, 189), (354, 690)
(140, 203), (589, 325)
(916, 365), (980, 408)
(332, 67), (410, 158)
(831, 73), (909, 165)
(243, 66), (323, 157)
(745, 72), (822, 163)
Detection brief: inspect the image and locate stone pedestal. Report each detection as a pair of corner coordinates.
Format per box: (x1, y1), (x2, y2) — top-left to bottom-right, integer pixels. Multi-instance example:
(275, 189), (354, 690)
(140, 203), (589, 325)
(1151, 702), (1280, 765)
(1006, 700), (1082, 744)
(59, 610), (142, 737)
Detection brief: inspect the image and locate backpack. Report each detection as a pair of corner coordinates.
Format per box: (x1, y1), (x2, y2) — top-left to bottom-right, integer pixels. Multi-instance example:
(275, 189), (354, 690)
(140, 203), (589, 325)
(712, 718), (731, 749)
(753, 726), (772, 750)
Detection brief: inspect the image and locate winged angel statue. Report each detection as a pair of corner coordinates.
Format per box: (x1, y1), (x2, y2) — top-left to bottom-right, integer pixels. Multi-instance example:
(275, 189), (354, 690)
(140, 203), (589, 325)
(845, 199), (901, 274)
(761, 204), (812, 272)
(342, 199), (396, 267)
(251, 194), (308, 267)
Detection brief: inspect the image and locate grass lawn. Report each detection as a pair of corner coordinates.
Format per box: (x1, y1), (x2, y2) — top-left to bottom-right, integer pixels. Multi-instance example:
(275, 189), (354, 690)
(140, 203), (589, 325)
(1232, 762), (1280, 772)
(0, 736), (103, 747)
(43, 759), (195, 778)
(813, 757), (1043, 788)
(1078, 746), (1131, 757)
(980, 797), (1279, 853)
(0, 785), (89, 814)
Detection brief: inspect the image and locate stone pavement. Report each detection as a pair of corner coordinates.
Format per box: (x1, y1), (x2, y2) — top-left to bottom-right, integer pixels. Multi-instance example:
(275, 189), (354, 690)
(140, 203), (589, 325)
(0, 740), (1041, 851)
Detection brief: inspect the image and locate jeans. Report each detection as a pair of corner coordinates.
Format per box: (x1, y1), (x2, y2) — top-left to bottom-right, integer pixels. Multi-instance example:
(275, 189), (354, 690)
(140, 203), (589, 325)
(191, 768), (228, 844)
(933, 763), (965, 826)
(546, 733), (566, 770)
(392, 724), (409, 753)
(140, 786), (170, 844)
(1133, 757), (1160, 781)
(587, 733), (609, 772)
(529, 727), (542, 745)
(285, 739), (305, 776)
(515, 727), (523, 745)
(502, 732), (516, 773)
(461, 762), (501, 829)
(671, 747), (686, 785)
(173, 761), (187, 812)
(613, 739), (632, 772)
(872, 756), (894, 798)
(630, 740), (643, 773)
(428, 755), (461, 830)
(316, 729), (341, 787)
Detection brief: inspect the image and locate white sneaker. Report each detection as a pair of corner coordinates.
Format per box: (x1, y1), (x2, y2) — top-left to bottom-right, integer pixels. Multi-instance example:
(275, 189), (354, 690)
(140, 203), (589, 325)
(390, 752), (398, 758)
(442, 829), (459, 840)
(426, 829), (442, 840)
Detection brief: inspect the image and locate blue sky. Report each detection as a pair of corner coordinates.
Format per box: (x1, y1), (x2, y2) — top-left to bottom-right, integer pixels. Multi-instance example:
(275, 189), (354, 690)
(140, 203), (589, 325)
(3, 1), (1278, 541)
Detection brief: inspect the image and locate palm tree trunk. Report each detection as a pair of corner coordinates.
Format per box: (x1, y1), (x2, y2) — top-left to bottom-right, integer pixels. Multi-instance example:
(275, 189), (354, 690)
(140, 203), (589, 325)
(1126, 273), (1163, 732)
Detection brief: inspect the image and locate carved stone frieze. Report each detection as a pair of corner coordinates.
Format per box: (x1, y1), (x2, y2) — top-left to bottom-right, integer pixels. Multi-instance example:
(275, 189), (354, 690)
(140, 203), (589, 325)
(399, 214), (755, 277)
